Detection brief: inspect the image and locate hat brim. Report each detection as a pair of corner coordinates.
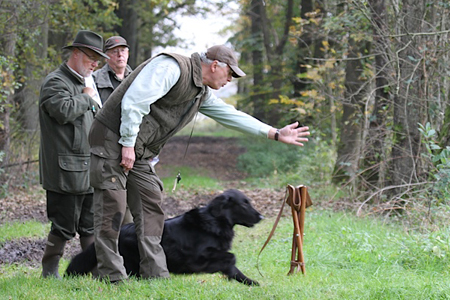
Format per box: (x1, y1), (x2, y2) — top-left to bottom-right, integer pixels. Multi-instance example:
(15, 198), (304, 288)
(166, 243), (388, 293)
(105, 43), (130, 51)
(63, 44), (110, 59)
(230, 65), (246, 78)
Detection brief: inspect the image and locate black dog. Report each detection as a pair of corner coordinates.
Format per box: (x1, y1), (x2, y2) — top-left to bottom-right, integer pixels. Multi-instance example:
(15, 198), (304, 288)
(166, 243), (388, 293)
(66, 189), (263, 285)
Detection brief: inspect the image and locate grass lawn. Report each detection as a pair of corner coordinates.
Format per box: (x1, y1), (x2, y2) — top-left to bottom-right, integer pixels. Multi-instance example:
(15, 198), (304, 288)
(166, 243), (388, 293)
(2, 128), (449, 298)
(2, 209), (450, 299)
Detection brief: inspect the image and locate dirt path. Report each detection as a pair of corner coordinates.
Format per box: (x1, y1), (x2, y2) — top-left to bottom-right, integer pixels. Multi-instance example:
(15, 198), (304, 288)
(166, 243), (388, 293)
(157, 135), (248, 181)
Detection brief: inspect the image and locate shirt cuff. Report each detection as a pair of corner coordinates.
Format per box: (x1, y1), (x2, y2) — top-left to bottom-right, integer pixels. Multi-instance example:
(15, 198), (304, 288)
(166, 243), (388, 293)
(259, 124), (272, 138)
(119, 136), (136, 148)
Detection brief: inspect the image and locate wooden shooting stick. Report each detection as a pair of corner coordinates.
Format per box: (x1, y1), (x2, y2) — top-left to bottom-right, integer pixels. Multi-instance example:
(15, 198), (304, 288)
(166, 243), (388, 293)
(286, 185), (310, 275)
(257, 184), (312, 276)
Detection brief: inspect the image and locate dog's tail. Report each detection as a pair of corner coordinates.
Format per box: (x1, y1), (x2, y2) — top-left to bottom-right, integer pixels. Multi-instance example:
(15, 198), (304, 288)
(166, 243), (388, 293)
(65, 243), (98, 276)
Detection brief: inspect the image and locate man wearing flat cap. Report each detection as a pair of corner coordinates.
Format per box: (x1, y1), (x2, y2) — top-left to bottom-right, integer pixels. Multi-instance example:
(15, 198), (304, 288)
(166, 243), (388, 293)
(93, 36), (133, 104)
(90, 44), (311, 283)
(39, 30), (108, 278)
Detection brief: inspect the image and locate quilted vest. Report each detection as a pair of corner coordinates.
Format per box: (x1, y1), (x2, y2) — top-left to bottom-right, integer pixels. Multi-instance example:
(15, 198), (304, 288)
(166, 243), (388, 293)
(95, 52), (207, 159)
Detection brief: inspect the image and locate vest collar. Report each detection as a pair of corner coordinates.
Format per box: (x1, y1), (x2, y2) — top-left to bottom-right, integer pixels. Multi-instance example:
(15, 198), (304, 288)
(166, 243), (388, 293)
(95, 64), (132, 89)
(191, 53), (203, 88)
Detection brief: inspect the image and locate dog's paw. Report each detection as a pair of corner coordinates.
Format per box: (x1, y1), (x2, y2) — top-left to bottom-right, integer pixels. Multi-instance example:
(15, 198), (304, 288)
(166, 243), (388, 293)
(243, 278), (259, 286)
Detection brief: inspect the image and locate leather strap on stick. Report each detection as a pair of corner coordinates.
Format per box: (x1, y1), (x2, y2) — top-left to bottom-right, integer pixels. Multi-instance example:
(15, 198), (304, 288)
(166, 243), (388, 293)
(257, 188), (289, 274)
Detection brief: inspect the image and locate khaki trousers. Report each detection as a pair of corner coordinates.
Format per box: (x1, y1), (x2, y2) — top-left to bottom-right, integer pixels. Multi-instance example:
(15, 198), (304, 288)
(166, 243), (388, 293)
(90, 120), (169, 282)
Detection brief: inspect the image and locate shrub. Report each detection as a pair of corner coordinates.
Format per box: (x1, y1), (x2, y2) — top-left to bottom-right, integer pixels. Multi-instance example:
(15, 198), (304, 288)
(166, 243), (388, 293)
(236, 137), (301, 177)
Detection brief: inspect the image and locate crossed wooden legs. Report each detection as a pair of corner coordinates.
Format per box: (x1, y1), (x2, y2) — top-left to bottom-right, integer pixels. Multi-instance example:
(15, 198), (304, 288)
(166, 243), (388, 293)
(257, 184), (312, 276)
(286, 185), (310, 275)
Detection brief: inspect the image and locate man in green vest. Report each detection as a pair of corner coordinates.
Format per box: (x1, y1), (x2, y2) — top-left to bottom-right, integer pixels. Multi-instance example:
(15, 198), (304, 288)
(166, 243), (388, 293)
(39, 30), (108, 278)
(89, 45), (310, 283)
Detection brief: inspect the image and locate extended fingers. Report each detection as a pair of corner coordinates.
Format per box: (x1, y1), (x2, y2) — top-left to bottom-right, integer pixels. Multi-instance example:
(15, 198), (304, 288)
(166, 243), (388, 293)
(292, 126), (310, 146)
(296, 126), (310, 136)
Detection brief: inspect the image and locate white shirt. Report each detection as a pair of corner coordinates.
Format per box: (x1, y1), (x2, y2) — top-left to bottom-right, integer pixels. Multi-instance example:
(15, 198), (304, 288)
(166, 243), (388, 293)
(84, 75), (102, 108)
(66, 64), (102, 107)
(119, 55), (271, 147)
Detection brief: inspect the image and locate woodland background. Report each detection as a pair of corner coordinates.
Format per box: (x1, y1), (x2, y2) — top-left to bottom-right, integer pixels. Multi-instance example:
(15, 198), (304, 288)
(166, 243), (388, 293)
(1, 0), (450, 214)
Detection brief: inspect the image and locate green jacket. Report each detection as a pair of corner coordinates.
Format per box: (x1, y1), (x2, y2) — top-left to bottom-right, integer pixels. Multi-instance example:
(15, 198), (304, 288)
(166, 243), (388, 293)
(39, 63), (99, 194)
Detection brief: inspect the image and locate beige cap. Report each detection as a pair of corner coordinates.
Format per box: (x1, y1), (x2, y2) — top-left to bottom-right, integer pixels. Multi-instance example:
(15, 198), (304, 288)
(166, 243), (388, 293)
(206, 45), (246, 78)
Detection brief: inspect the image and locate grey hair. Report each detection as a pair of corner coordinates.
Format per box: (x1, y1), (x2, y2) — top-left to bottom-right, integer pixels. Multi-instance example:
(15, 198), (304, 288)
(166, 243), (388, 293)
(199, 52), (227, 68)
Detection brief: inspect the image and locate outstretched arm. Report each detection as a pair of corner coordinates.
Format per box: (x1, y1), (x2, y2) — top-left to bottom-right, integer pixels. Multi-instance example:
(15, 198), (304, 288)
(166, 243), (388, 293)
(200, 92), (310, 146)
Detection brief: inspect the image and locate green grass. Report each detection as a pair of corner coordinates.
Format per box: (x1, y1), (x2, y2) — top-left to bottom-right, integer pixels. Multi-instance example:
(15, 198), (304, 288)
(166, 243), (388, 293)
(3, 128), (450, 298)
(2, 210), (450, 299)
(0, 221), (49, 242)
(159, 166), (224, 193)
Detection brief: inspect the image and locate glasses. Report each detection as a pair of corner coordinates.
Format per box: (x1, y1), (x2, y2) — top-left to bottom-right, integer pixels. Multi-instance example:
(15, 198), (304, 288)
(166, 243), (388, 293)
(217, 61), (233, 78)
(227, 66), (233, 78)
(78, 48), (101, 64)
(221, 64), (233, 79)
(108, 48), (128, 56)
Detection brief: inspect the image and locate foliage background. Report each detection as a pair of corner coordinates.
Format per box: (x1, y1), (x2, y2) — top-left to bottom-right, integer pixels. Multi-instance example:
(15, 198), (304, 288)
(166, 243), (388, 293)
(2, 0), (450, 220)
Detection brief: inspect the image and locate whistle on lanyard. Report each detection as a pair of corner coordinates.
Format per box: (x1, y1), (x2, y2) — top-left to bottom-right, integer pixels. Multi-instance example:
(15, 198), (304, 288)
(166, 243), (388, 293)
(172, 172), (182, 192)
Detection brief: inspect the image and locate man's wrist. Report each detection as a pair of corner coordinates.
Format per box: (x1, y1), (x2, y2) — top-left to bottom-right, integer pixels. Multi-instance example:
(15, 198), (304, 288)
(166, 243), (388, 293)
(274, 129), (280, 141)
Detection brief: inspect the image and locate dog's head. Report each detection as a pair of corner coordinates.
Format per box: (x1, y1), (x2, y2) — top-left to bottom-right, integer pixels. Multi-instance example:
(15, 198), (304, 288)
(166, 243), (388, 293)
(208, 189), (264, 227)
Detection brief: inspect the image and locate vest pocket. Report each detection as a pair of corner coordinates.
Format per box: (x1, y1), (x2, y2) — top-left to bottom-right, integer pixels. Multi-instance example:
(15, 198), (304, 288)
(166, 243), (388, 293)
(58, 154), (90, 193)
(135, 116), (160, 159)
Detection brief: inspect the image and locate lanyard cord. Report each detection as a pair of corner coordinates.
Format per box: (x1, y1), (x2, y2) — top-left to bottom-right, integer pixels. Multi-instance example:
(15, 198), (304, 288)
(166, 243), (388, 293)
(172, 112), (198, 192)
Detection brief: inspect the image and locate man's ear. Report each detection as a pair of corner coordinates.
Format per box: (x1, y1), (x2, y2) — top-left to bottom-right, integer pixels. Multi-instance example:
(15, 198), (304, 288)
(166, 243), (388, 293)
(72, 48), (80, 58)
(210, 60), (218, 73)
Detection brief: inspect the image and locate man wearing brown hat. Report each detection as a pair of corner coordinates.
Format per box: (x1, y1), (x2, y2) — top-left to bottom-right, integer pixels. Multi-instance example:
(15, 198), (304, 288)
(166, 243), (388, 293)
(39, 30), (108, 278)
(93, 36), (133, 104)
(89, 45), (311, 283)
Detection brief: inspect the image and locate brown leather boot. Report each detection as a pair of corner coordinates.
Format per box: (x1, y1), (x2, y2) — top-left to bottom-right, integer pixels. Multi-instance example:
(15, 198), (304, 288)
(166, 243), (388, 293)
(41, 233), (66, 279)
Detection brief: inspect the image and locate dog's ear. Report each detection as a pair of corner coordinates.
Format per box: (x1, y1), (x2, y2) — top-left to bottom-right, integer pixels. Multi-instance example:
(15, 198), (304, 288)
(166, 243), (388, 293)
(209, 194), (229, 217)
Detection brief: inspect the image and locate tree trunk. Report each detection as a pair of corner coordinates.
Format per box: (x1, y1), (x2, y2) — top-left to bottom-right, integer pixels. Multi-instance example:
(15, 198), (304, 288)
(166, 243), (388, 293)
(248, 0), (266, 122)
(363, 0), (392, 190)
(389, 0), (425, 195)
(251, 0), (294, 125)
(15, 16), (48, 135)
(0, 1), (18, 166)
(115, 0), (138, 68)
(293, 0), (329, 138)
(293, 0), (314, 96)
(332, 38), (368, 185)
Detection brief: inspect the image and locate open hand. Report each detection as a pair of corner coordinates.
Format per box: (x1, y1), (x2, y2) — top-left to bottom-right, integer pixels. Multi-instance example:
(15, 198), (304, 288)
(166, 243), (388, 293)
(276, 122), (310, 146)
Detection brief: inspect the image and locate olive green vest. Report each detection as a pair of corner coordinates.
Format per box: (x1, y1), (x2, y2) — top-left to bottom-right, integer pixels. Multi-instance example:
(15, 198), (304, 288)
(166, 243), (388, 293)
(95, 52), (207, 159)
